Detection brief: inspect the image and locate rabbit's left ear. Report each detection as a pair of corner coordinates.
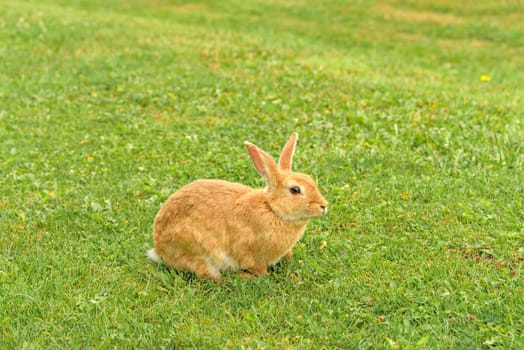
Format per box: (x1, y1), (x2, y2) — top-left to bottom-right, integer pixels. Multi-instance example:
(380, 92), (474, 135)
(245, 142), (279, 190)
(278, 132), (298, 171)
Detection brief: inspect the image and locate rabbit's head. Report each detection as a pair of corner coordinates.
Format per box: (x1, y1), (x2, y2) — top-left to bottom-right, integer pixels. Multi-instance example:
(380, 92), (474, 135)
(245, 133), (328, 221)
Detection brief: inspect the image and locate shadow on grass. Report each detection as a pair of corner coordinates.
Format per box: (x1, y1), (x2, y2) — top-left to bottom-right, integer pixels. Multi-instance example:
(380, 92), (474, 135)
(145, 257), (294, 287)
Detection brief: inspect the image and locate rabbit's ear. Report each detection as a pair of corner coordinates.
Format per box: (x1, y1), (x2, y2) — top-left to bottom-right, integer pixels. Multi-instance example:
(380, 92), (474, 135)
(245, 142), (279, 190)
(278, 132), (298, 171)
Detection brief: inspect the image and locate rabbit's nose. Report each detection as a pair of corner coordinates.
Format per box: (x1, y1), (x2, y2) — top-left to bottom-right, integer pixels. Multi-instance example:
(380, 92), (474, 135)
(320, 205), (328, 214)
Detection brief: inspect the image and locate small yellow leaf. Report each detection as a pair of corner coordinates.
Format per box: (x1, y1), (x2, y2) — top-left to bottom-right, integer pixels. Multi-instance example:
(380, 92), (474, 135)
(290, 273), (300, 283)
(320, 240), (328, 250)
(91, 91), (98, 97)
(480, 75), (490, 82)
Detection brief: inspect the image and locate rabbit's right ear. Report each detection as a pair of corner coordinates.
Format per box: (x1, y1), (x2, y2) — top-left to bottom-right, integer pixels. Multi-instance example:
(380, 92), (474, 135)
(245, 142), (279, 190)
(278, 132), (298, 171)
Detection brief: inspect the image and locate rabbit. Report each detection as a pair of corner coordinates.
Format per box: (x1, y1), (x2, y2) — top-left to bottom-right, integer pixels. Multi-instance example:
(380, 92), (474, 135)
(148, 132), (328, 281)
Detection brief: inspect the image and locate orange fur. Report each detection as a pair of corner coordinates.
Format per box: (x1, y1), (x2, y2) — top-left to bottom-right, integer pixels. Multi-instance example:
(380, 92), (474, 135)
(150, 133), (328, 281)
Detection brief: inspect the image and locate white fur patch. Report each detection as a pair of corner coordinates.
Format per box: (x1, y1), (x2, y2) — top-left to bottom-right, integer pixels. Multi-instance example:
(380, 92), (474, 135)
(147, 248), (163, 264)
(203, 257), (221, 278)
(217, 251), (239, 271)
(204, 251), (239, 273)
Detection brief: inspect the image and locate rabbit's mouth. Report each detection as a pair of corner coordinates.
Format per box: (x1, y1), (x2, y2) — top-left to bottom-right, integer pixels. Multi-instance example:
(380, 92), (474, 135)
(320, 205), (328, 215)
(303, 204), (328, 218)
(312, 201), (328, 216)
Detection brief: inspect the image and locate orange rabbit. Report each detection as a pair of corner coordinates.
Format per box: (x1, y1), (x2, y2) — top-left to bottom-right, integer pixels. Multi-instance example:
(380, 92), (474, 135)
(148, 132), (328, 281)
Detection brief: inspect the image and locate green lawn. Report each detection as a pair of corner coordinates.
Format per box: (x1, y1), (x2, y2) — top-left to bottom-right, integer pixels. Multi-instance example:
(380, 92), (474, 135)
(1, 0), (523, 348)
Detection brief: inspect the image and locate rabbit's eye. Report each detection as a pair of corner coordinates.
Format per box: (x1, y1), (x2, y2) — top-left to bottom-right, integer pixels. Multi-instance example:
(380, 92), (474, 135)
(290, 186), (301, 194)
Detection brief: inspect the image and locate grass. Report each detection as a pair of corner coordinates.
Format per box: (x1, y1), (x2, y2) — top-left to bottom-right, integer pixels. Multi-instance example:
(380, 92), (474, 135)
(1, 0), (523, 348)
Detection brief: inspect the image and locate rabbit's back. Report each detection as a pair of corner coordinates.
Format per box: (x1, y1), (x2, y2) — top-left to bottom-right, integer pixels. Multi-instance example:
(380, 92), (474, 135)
(154, 179), (252, 236)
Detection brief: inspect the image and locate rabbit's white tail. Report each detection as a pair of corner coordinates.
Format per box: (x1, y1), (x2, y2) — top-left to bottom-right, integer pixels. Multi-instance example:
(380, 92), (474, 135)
(147, 248), (163, 264)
